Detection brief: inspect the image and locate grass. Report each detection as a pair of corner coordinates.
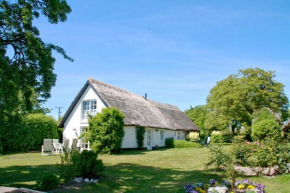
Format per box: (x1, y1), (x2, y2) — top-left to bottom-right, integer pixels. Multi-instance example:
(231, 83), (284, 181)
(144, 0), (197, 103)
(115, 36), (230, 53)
(0, 148), (290, 193)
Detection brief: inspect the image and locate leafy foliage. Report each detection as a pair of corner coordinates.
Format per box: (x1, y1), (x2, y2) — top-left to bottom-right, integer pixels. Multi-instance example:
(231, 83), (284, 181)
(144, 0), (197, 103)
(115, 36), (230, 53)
(25, 114), (58, 150)
(173, 140), (202, 148)
(211, 130), (233, 143)
(0, 0), (72, 152)
(75, 150), (104, 179)
(165, 138), (174, 148)
(0, 0), (72, 115)
(188, 132), (200, 141)
(205, 68), (289, 133)
(135, 126), (145, 149)
(205, 145), (232, 171)
(58, 149), (104, 182)
(0, 114), (57, 152)
(36, 173), (60, 191)
(58, 148), (80, 183)
(251, 119), (281, 141)
(84, 107), (125, 154)
(251, 108), (281, 141)
(185, 105), (209, 139)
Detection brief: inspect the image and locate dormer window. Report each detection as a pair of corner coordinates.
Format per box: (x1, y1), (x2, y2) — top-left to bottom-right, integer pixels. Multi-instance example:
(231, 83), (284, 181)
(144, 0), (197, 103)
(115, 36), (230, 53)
(82, 100), (97, 119)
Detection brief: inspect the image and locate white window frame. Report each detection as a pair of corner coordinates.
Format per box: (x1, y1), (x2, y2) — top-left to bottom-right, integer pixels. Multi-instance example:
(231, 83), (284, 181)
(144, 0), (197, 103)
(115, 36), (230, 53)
(147, 130), (152, 146)
(82, 100), (97, 120)
(81, 127), (89, 149)
(160, 130), (164, 140)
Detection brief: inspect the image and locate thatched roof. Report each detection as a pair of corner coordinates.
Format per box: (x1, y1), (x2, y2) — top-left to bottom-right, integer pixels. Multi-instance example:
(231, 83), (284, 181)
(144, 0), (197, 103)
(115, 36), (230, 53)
(59, 78), (199, 132)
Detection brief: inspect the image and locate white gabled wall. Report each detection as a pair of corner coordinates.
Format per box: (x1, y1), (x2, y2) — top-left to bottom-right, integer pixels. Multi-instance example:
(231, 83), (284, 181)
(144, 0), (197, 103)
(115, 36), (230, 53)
(63, 84), (106, 146)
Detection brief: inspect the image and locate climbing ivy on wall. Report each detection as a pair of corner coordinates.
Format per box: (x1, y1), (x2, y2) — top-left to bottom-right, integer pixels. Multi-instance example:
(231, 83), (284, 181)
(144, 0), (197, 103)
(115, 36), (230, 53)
(136, 126), (146, 149)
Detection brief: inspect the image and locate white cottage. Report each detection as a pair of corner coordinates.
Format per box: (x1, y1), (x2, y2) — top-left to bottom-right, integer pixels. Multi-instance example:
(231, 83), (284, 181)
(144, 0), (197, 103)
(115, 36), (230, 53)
(58, 78), (200, 150)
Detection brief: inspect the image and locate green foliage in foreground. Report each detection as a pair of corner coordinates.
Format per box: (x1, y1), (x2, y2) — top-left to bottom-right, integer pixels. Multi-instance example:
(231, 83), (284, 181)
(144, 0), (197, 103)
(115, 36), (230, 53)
(58, 149), (104, 182)
(84, 107), (125, 154)
(36, 173), (59, 191)
(0, 148), (290, 192)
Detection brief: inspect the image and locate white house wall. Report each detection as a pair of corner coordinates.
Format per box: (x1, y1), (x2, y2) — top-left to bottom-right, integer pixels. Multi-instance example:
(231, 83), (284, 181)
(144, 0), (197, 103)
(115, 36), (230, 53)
(63, 84), (106, 146)
(122, 126), (138, 148)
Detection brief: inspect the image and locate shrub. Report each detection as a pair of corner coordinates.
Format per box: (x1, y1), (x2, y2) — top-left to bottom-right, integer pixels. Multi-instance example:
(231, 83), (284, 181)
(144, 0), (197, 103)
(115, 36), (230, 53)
(188, 132), (200, 141)
(174, 140), (202, 148)
(75, 150), (104, 179)
(58, 149), (104, 182)
(211, 134), (223, 143)
(205, 145), (231, 171)
(0, 115), (35, 152)
(211, 131), (233, 143)
(231, 142), (251, 166)
(250, 139), (290, 173)
(84, 107), (125, 154)
(58, 148), (80, 182)
(251, 119), (281, 141)
(37, 173), (60, 191)
(233, 135), (245, 143)
(135, 126), (146, 149)
(24, 114), (58, 150)
(165, 138), (174, 148)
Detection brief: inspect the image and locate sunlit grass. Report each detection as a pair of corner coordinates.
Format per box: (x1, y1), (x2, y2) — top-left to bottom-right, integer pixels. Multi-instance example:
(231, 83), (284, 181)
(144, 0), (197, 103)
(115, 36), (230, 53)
(0, 148), (289, 192)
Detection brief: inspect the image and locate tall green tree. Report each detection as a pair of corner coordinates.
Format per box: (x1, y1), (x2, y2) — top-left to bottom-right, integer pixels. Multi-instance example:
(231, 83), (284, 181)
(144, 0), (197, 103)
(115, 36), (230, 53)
(0, 0), (72, 118)
(205, 68), (289, 133)
(0, 0), (72, 152)
(185, 105), (209, 138)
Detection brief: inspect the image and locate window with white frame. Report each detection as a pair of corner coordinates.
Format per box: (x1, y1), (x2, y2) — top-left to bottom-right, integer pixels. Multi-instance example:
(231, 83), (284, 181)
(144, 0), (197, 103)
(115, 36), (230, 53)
(160, 130), (164, 140)
(82, 100), (97, 119)
(81, 127), (88, 149)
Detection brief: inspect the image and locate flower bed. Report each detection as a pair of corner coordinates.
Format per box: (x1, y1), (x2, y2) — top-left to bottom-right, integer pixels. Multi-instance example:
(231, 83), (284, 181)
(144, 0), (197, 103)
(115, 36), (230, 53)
(184, 179), (265, 193)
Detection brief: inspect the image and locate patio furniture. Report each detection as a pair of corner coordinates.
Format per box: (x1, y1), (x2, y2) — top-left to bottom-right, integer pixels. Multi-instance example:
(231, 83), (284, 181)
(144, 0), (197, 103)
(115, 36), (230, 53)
(52, 139), (64, 154)
(42, 139), (53, 156)
(63, 139), (70, 152)
(71, 138), (78, 150)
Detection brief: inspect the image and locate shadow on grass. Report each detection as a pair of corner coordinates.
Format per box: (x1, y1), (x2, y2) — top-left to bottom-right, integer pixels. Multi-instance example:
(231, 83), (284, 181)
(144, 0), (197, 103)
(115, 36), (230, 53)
(65, 163), (225, 193)
(0, 162), (224, 193)
(0, 164), (60, 189)
(120, 148), (169, 155)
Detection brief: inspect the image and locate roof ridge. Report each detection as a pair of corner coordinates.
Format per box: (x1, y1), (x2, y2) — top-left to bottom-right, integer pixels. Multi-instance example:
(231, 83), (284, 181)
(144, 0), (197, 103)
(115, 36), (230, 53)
(88, 77), (143, 98)
(88, 77), (180, 110)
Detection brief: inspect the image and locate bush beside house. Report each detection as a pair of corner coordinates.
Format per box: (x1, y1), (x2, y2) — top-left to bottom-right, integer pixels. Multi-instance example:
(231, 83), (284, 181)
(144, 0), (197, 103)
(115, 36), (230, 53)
(165, 138), (202, 148)
(83, 107), (125, 154)
(0, 114), (58, 152)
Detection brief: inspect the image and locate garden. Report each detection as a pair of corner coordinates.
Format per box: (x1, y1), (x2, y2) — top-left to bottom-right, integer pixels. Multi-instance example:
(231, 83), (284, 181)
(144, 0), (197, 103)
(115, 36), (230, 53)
(1, 146), (290, 193)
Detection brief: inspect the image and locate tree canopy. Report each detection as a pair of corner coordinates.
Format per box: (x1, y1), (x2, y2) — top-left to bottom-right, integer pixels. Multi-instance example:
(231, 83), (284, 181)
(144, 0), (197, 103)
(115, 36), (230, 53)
(0, 0), (72, 118)
(205, 68), (289, 133)
(185, 105), (209, 137)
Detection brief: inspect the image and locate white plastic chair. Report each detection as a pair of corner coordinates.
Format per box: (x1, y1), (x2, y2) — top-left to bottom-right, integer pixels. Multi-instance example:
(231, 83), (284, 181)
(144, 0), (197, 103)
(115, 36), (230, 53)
(42, 139), (53, 156)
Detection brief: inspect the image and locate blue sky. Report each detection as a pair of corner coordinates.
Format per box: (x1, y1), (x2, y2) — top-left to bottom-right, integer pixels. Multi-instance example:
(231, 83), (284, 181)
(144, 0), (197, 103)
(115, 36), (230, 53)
(36, 1), (290, 119)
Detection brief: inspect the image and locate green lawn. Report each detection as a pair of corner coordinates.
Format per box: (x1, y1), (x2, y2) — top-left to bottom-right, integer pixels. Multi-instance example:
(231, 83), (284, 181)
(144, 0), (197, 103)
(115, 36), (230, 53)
(0, 148), (290, 193)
